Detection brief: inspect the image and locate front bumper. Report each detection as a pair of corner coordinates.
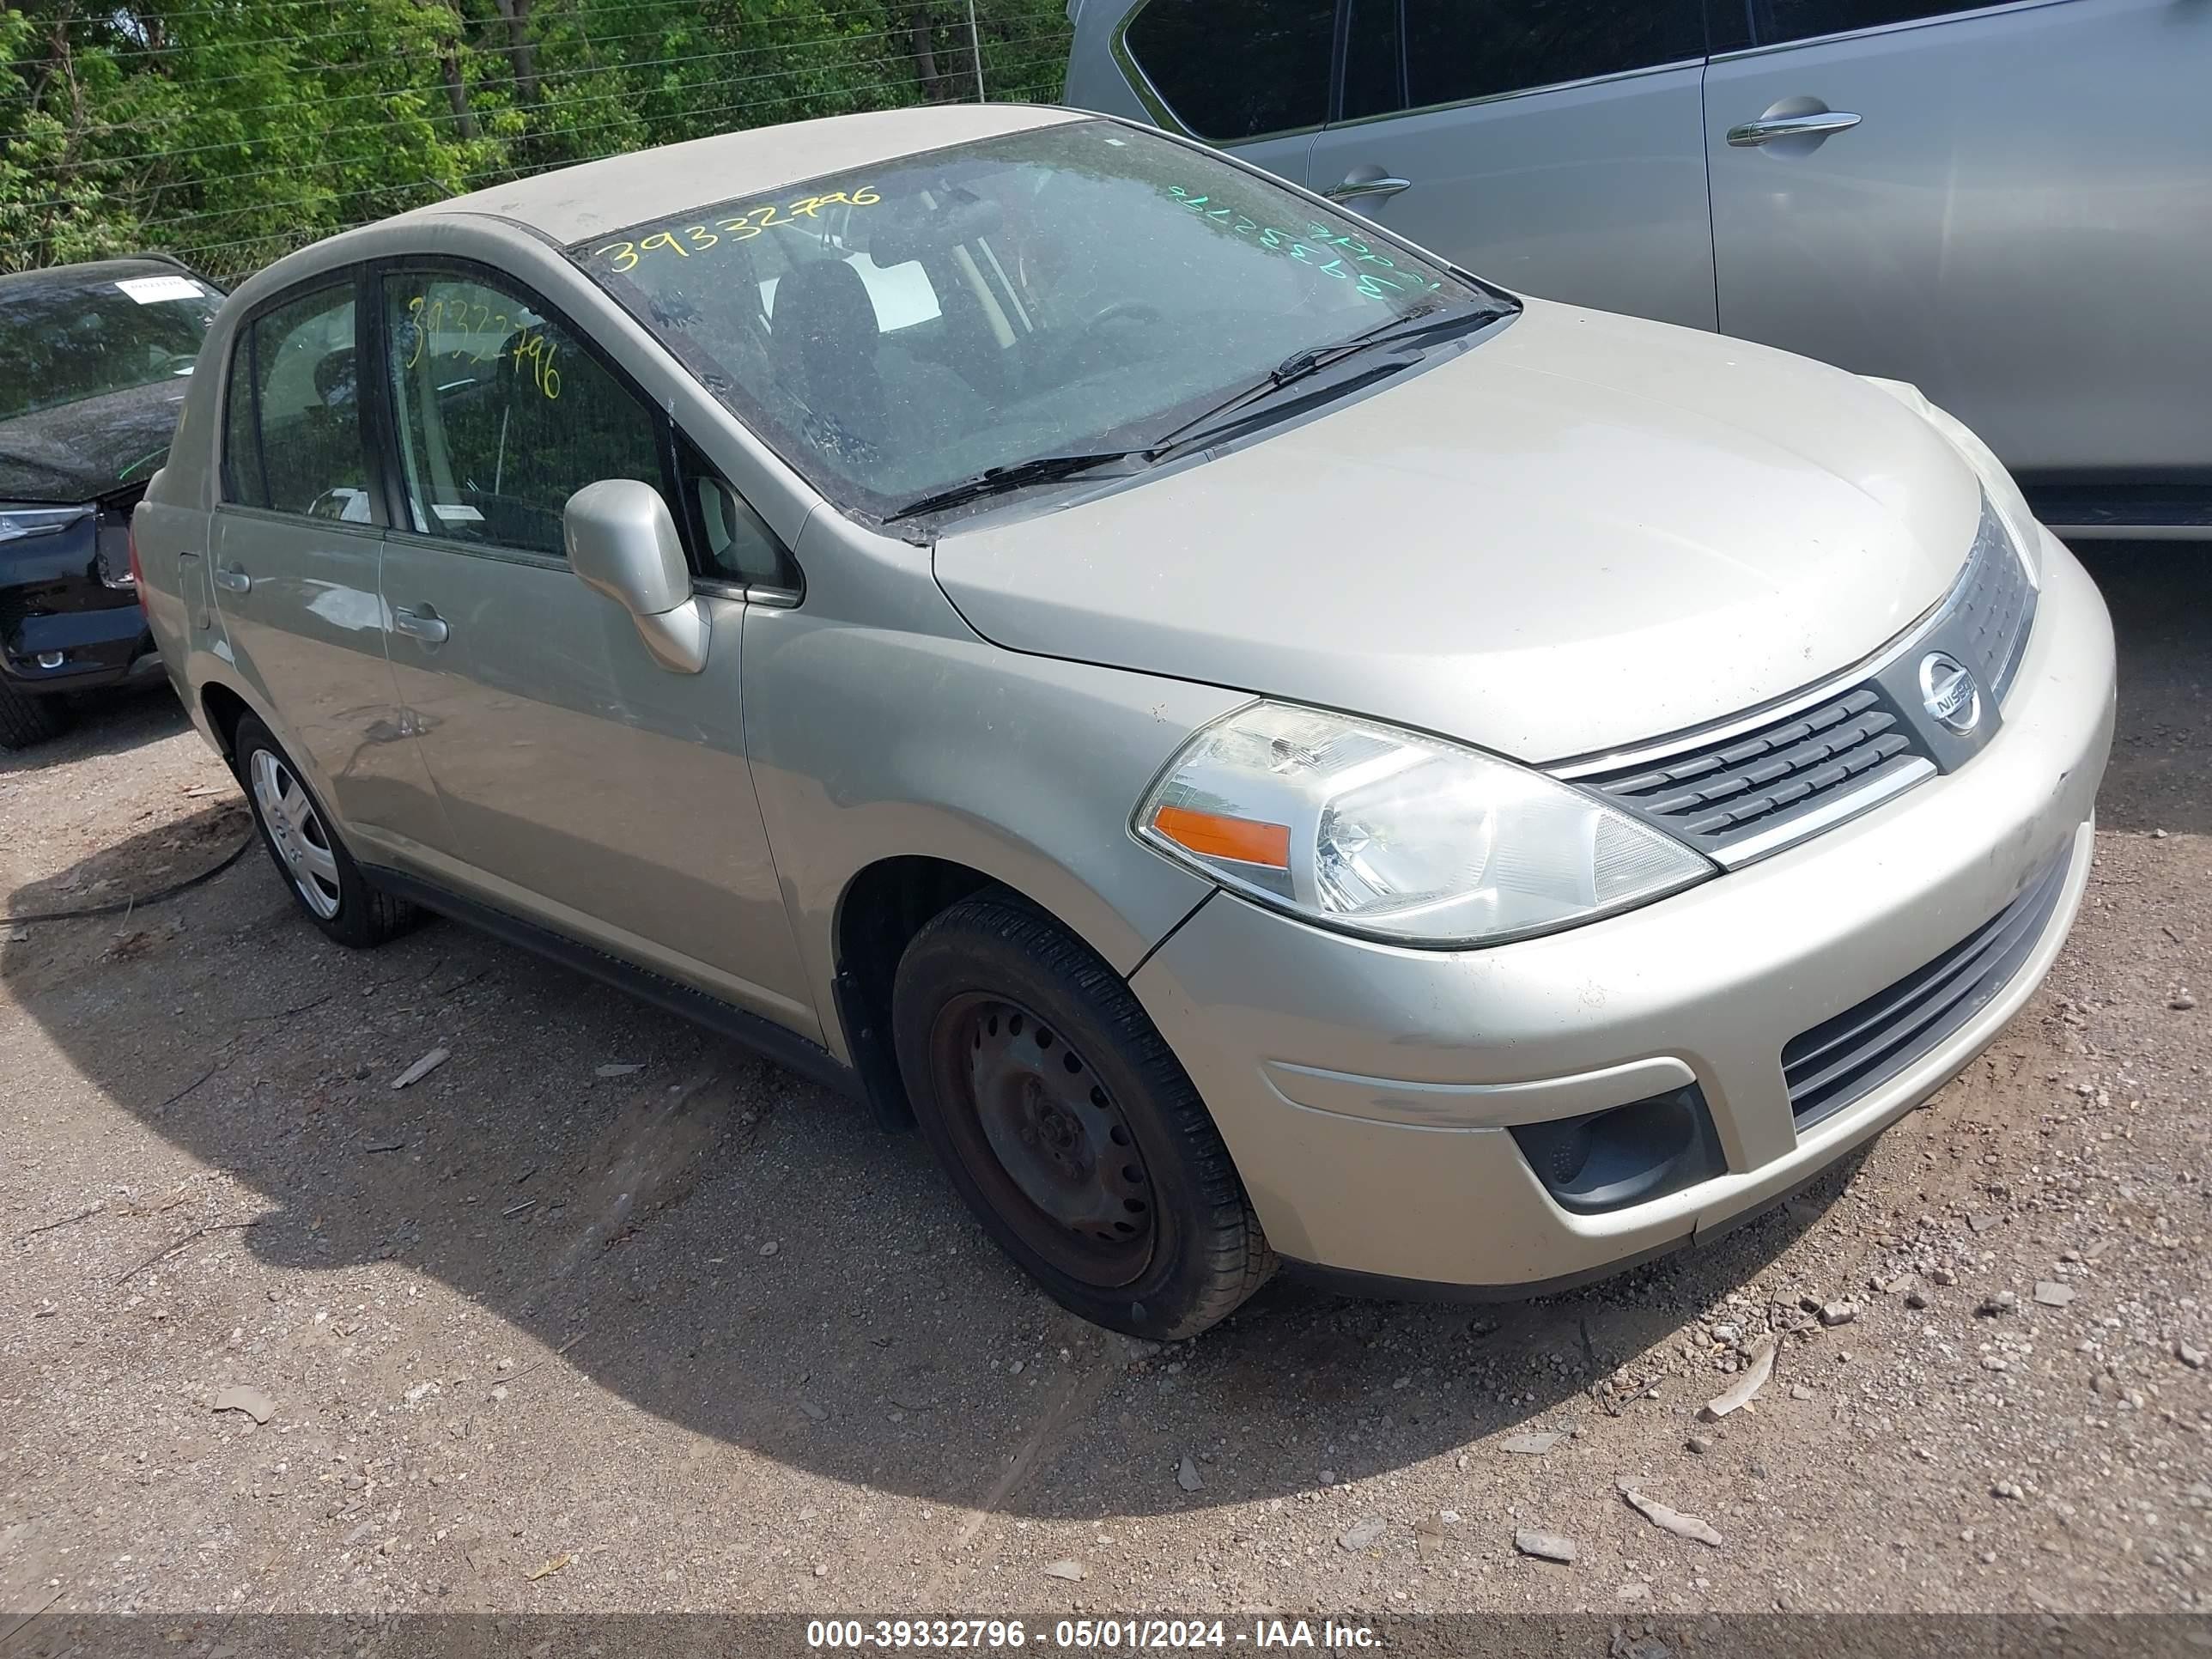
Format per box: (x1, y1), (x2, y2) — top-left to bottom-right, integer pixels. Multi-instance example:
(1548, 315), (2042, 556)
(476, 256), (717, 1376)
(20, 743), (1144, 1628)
(1128, 532), (2115, 1290)
(2, 506), (154, 695)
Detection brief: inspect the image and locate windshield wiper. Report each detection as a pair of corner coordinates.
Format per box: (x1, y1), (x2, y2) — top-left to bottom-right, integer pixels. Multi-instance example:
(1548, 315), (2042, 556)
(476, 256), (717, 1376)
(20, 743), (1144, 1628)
(1146, 303), (1501, 457)
(881, 449), (1145, 524)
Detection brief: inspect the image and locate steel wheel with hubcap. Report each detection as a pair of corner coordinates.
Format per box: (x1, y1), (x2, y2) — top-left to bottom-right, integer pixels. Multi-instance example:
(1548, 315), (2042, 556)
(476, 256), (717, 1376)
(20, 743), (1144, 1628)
(233, 713), (417, 949)
(894, 894), (1273, 1340)
(248, 747), (342, 919)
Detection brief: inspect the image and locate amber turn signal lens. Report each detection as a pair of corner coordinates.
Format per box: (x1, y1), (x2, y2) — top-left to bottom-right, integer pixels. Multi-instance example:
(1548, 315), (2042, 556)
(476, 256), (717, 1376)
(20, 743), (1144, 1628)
(1150, 805), (1291, 870)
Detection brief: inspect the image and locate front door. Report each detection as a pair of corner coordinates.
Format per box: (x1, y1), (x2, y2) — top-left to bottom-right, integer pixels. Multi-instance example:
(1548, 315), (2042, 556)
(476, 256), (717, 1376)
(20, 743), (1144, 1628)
(209, 276), (441, 852)
(1304, 0), (1716, 329)
(1705, 0), (2212, 481)
(370, 264), (815, 1032)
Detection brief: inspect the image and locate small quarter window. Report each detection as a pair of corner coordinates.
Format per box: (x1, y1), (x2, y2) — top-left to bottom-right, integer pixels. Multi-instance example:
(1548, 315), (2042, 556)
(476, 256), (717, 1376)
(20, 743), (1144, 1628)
(224, 283), (373, 520)
(380, 271), (665, 558)
(1122, 0), (1335, 141)
(1753, 0), (1995, 46)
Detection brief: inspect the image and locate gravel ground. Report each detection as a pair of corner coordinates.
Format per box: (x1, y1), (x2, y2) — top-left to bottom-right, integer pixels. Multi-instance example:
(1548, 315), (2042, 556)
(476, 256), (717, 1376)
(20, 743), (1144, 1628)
(1, 546), (2205, 1626)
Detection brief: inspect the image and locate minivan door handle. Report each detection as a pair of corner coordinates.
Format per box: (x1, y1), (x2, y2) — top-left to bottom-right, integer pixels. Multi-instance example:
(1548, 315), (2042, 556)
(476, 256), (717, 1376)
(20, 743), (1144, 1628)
(1727, 110), (1863, 147)
(212, 563), (252, 594)
(1324, 174), (1413, 203)
(390, 605), (450, 645)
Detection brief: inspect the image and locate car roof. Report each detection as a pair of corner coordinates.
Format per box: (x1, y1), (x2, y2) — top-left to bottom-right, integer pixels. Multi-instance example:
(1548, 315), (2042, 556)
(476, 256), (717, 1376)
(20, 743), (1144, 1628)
(0, 255), (199, 295)
(395, 102), (1085, 247)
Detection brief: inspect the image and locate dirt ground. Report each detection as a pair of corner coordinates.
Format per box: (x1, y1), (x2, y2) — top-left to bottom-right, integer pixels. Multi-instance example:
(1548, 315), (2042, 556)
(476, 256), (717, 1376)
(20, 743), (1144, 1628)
(1, 546), (2206, 1631)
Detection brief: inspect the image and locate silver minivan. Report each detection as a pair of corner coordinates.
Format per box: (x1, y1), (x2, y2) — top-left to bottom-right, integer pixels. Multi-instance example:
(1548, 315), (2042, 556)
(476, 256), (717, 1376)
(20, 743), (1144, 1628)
(1066, 0), (2212, 539)
(137, 106), (2113, 1341)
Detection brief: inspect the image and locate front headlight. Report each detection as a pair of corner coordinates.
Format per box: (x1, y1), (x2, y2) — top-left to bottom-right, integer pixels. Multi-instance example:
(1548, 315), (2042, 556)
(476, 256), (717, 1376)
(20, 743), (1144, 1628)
(0, 503), (92, 544)
(1134, 702), (1716, 948)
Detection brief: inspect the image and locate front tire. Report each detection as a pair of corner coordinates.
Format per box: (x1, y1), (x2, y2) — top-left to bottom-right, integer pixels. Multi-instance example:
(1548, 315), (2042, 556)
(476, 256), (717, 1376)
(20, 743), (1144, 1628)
(234, 714), (416, 948)
(892, 895), (1273, 1340)
(0, 680), (75, 751)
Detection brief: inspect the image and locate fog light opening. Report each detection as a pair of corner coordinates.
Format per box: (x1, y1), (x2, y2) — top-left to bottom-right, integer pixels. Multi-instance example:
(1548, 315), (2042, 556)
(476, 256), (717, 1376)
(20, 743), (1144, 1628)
(1509, 1085), (1724, 1215)
(35, 651), (65, 669)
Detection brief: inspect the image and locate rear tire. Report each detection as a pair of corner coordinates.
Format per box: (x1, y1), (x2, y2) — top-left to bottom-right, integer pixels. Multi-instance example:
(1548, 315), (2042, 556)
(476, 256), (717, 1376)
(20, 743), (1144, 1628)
(234, 714), (416, 948)
(892, 895), (1273, 1340)
(0, 681), (75, 751)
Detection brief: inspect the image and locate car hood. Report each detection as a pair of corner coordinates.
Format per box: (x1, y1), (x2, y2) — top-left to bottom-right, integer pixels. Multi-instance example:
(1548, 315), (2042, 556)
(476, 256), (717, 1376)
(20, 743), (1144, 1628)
(0, 376), (191, 503)
(933, 300), (1984, 763)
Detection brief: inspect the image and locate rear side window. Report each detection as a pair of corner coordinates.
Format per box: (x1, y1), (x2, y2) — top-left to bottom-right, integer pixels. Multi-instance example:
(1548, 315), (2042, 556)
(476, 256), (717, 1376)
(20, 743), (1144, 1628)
(1397, 0), (1706, 111)
(1753, 0), (1993, 45)
(223, 283), (372, 520)
(1122, 0), (1334, 140)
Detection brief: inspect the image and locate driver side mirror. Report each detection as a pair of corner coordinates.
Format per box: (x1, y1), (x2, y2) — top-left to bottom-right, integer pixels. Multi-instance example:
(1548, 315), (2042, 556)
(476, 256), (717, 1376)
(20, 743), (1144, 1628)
(563, 478), (709, 674)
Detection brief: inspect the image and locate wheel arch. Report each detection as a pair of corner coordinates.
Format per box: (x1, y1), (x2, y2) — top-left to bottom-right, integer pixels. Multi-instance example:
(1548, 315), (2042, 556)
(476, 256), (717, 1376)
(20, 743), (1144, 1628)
(830, 854), (1018, 1129)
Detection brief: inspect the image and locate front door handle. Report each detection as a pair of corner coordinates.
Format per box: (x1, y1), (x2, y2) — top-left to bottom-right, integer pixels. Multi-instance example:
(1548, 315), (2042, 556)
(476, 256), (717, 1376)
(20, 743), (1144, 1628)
(391, 605), (449, 645)
(212, 563), (251, 593)
(1727, 110), (1863, 147)
(1323, 174), (1413, 203)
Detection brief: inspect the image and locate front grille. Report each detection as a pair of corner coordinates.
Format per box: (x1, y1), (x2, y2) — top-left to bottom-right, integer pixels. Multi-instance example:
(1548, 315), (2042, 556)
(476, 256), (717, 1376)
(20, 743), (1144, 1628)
(1587, 685), (1923, 854)
(1951, 500), (2036, 699)
(1574, 493), (2037, 865)
(1781, 848), (2071, 1127)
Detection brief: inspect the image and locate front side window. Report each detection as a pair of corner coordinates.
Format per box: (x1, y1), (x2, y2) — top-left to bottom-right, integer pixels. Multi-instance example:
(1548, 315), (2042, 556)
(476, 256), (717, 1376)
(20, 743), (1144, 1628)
(1401, 0), (1707, 110)
(0, 268), (220, 424)
(224, 283), (372, 520)
(381, 272), (665, 557)
(1753, 0), (1994, 46)
(1121, 0), (1335, 141)
(574, 119), (1505, 522)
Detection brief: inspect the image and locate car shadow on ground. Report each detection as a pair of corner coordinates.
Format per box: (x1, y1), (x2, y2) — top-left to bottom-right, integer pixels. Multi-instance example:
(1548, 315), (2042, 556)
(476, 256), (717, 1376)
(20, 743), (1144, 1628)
(2, 539), (2194, 1521)
(0, 681), (189, 778)
(3, 797), (1839, 1521)
(2075, 542), (2212, 836)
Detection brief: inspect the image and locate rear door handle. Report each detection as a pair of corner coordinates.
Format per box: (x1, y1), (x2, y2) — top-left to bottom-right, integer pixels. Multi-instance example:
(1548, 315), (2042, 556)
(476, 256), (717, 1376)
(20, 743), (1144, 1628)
(391, 605), (449, 645)
(1323, 175), (1413, 203)
(1727, 111), (1863, 147)
(212, 563), (251, 593)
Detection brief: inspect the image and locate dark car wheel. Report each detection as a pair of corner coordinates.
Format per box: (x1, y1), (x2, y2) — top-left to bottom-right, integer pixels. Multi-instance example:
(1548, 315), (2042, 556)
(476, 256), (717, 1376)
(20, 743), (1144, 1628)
(892, 894), (1273, 1340)
(234, 714), (416, 948)
(0, 680), (75, 751)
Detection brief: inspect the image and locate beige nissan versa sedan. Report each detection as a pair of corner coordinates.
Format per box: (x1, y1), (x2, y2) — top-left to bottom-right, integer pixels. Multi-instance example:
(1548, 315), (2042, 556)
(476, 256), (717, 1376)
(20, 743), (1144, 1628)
(135, 104), (2115, 1340)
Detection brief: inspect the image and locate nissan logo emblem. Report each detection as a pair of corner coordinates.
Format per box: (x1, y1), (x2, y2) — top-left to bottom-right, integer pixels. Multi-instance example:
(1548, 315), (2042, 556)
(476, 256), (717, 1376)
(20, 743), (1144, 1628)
(1919, 652), (1982, 734)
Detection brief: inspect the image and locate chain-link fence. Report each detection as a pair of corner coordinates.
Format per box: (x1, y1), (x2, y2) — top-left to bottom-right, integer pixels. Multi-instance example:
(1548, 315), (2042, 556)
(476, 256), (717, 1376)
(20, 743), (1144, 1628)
(0, 0), (1072, 283)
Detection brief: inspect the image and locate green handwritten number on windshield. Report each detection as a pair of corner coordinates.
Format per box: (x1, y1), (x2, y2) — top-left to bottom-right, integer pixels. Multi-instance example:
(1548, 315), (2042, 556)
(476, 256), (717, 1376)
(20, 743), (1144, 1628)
(1167, 187), (1441, 302)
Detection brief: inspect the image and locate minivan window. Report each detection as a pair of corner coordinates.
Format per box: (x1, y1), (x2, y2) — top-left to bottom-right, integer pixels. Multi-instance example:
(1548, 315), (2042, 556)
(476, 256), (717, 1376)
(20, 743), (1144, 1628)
(573, 119), (1504, 522)
(1399, 0), (1706, 110)
(223, 283), (372, 520)
(1753, 0), (1993, 45)
(1121, 0), (1334, 140)
(381, 272), (665, 558)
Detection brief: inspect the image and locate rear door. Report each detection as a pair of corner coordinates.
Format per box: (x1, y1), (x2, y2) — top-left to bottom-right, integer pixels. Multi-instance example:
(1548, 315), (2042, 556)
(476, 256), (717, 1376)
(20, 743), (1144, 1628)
(210, 275), (441, 850)
(1304, 0), (1716, 328)
(369, 262), (815, 1031)
(1705, 0), (2212, 483)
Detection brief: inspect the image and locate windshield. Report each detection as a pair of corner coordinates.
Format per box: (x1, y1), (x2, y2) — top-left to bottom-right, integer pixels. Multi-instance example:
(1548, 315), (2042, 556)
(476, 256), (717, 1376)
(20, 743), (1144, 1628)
(0, 269), (222, 423)
(572, 118), (1507, 520)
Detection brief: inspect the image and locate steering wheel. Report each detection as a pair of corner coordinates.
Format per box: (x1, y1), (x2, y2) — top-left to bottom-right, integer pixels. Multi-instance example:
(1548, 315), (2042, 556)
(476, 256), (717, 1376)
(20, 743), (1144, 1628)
(1081, 301), (1166, 334)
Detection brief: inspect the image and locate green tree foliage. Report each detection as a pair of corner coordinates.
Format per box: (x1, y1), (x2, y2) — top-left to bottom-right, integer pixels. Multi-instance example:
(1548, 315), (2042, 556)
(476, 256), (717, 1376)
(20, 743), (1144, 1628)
(0, 0), (1069, 279)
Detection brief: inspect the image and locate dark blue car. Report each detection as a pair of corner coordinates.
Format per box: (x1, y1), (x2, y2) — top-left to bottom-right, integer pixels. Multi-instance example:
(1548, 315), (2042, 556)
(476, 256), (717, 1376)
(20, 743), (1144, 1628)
(0, 257), (222, 748)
